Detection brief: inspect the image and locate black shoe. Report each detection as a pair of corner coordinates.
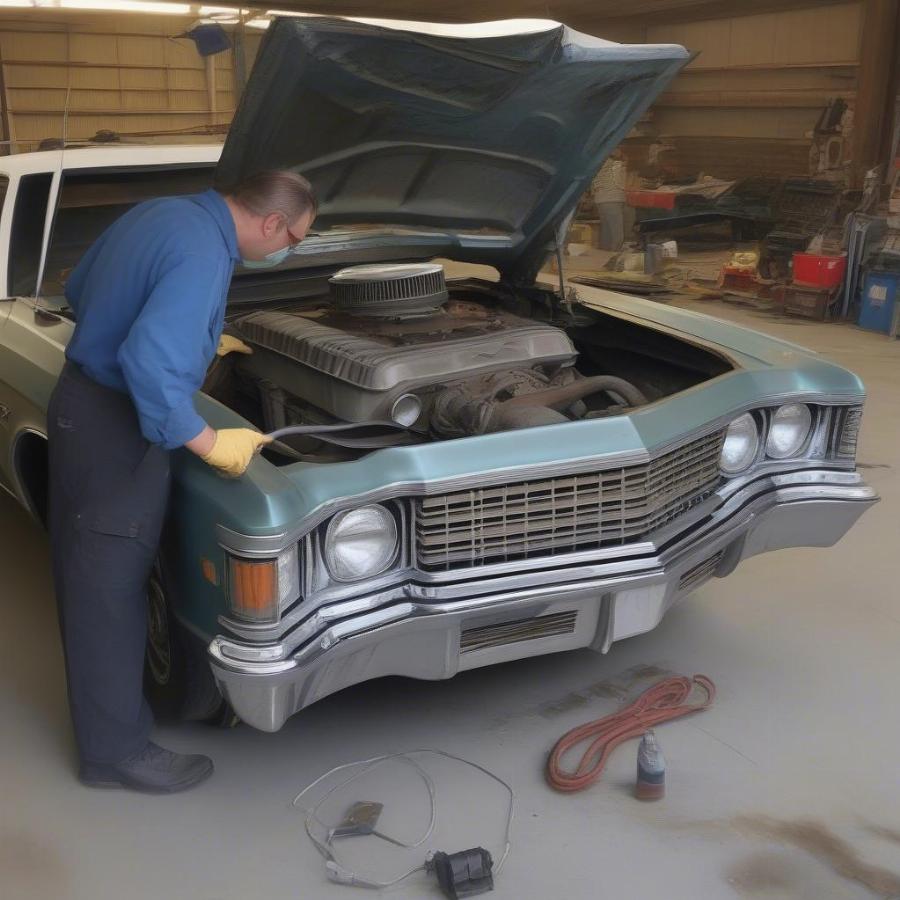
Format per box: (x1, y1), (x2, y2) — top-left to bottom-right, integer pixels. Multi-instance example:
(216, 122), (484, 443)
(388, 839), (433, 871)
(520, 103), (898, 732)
(79, 741), (214, 794)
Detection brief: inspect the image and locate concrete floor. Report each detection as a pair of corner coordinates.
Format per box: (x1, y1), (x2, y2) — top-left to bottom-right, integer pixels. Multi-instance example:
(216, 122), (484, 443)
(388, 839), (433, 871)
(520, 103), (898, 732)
(2, 301), (899, 900)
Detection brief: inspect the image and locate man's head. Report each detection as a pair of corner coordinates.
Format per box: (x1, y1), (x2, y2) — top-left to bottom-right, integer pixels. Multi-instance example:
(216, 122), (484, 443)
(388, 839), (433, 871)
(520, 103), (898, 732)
(224, 170), (317, 264)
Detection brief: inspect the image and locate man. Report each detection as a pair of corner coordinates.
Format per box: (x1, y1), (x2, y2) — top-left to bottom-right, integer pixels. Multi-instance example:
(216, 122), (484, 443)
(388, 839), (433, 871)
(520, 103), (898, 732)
(48, 170), (316, 793)
(590, 148), (628, 251)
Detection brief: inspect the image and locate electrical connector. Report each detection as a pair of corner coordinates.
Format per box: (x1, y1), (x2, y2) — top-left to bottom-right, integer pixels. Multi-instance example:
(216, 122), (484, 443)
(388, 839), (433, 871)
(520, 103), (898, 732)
(426, 848), (494, 898)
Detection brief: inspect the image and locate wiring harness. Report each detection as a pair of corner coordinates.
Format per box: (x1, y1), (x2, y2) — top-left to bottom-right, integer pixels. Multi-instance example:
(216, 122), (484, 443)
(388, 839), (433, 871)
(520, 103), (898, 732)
(292, 749), (514, 892)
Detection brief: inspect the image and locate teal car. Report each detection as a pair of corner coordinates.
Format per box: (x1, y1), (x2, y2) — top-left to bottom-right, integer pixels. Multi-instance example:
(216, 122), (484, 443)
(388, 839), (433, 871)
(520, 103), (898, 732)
(0, 18), (877, 732)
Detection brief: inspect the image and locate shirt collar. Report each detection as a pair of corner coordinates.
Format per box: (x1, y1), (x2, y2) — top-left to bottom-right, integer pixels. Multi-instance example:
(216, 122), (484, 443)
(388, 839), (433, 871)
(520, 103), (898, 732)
(192, 189), (241, 263)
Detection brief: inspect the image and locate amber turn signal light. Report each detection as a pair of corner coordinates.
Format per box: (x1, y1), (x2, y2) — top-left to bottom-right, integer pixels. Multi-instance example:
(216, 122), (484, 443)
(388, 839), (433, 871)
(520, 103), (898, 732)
(201, 557), (219, 586)
(228, 557), (279, 623)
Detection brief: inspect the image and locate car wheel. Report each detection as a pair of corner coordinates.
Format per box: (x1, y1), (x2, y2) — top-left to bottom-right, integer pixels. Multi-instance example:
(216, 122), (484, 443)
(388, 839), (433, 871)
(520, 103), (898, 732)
(144, 555), (236, 726)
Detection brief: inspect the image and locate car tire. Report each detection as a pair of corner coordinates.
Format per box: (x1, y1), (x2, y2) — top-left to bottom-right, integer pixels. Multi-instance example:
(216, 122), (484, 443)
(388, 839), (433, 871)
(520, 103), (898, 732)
(144, 553), (236, 727)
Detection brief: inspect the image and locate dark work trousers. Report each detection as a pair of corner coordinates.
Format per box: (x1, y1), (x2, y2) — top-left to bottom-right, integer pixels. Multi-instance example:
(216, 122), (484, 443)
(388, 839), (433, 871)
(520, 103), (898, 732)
(48, 362), (170, 765)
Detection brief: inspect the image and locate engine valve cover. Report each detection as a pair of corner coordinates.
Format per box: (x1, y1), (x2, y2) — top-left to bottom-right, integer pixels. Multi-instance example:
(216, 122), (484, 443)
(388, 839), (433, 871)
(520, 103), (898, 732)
(234, 299), (576, 425)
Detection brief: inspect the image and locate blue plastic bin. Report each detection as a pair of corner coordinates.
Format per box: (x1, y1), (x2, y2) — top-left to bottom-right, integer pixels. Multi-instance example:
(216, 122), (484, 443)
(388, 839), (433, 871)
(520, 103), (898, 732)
(858, 270), (899, 334)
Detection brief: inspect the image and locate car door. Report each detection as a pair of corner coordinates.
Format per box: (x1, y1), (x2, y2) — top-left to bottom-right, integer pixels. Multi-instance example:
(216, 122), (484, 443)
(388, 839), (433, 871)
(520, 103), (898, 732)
(0, 169), (69, 507)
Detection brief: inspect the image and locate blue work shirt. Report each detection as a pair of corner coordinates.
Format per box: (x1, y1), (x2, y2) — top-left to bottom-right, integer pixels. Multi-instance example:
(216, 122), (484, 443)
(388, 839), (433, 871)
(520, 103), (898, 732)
(65, 189), (240, 449)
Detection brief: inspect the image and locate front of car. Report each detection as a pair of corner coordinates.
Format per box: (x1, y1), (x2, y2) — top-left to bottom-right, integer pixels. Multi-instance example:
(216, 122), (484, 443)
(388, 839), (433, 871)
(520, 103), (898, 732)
(200, 288), (874, 731)
(168, 16), (876, 731)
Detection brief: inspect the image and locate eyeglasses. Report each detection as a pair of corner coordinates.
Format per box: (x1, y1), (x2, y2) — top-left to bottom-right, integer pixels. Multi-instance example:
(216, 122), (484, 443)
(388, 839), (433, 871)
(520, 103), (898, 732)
(285, 225), (304, 250)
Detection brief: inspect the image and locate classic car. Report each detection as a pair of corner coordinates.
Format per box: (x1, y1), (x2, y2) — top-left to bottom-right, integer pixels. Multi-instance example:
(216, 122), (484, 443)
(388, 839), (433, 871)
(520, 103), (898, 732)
(0, 17), (877, 732)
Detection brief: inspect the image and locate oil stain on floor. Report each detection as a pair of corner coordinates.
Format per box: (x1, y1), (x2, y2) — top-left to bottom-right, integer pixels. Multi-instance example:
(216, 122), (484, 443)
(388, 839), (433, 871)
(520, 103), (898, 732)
(0, 830), (69, 899)
(535, 663), (672, 720)
(730, 815), (900, 898)
(861, 823), (900, 847)
(725, 849), (851, 899)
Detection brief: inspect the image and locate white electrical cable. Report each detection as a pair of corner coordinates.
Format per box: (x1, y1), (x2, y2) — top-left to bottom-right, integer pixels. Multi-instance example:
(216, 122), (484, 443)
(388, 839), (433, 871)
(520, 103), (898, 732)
(291, 749), (515, 890)
(294, 752), (437, 889)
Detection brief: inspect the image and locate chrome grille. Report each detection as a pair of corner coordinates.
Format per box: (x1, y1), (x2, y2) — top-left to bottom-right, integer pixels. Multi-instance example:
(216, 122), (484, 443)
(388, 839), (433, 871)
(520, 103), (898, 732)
(460, 611), (578, 653)
(415, 431), (724, 570)
(678, 550), (725, 593)
(832, 405), (862, 459)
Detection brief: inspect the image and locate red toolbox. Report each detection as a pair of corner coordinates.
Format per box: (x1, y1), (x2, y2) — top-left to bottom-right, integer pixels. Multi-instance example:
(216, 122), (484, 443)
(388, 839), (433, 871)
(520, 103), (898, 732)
(792, 252), (847, 288)
(626, 190), (676, 210)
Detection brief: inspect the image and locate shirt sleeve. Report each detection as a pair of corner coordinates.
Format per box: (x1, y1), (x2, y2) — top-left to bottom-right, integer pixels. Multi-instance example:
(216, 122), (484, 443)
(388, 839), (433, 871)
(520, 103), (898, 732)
(117, 251), (230, 449)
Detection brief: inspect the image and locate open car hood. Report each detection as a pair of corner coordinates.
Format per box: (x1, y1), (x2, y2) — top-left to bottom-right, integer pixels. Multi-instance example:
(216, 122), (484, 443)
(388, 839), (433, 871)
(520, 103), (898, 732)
(216, 17), (689, 283)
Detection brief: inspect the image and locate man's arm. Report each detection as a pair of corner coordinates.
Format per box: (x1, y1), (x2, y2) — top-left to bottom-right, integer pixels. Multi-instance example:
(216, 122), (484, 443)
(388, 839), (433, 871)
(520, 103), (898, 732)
(117, 251), (228, 450)
(185, 425), (216, 457)
(117, 251), (271, 476)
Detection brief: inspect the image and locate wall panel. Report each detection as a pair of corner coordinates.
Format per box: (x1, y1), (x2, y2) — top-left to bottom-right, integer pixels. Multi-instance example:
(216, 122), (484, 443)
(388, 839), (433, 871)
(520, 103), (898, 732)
(638, 1), (863, 179)
(0, 9), (241, 148)
(0, 5), (870, 183)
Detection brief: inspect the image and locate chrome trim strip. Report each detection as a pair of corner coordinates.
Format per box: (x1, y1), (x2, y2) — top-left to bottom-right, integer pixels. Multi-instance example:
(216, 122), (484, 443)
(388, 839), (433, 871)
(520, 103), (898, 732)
(217, 523), (291, 555)
(9, 426), (47, 523)
(209, 640), (296, 675)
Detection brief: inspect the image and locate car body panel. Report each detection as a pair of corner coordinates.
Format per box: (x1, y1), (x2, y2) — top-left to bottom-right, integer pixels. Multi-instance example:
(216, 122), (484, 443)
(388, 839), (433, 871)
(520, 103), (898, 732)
(228, 359), (862, 539)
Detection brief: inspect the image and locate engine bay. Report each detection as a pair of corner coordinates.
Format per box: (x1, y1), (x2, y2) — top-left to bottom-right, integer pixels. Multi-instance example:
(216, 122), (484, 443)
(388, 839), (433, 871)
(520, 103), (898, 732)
(205, 263), (731, 463)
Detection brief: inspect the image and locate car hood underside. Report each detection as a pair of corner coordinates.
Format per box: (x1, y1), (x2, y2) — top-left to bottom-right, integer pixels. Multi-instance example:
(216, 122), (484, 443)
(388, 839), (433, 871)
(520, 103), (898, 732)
(215, 17), (689, 283)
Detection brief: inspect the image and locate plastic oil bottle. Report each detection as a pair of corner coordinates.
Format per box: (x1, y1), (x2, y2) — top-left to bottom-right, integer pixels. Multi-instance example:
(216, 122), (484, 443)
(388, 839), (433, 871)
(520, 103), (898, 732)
(635, 731), (666, 801)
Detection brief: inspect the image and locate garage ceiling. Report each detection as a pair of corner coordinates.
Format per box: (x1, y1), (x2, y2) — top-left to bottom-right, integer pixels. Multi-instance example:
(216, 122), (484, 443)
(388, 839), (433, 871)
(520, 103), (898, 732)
(208, 0), (851, 29)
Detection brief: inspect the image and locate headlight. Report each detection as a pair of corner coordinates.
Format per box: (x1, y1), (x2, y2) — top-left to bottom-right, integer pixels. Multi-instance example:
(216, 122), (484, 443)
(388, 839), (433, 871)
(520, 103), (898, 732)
(766, 403), (812, 459)
(324, 504), (398, 582)
(720, 412), (760, 474)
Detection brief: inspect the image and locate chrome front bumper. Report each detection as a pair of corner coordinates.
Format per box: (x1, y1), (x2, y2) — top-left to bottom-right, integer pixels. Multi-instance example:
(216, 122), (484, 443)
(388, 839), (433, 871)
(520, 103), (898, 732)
(208, 469), (876, 732)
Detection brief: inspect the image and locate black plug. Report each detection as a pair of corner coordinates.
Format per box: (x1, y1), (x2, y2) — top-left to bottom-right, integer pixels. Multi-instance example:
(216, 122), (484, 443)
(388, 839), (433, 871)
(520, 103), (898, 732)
(426, 847), (494, 898)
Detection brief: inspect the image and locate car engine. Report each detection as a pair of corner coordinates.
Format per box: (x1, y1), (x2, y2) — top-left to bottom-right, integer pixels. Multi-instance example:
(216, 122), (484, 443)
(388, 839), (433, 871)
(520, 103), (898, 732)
(229, 263), (648, 451)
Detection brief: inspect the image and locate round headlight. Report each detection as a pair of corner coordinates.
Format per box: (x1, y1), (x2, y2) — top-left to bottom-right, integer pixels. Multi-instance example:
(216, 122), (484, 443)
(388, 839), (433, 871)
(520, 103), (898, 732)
(766, 403), (812, 459)
(720, 412), (760, 475)
(324, 505), (398, 582)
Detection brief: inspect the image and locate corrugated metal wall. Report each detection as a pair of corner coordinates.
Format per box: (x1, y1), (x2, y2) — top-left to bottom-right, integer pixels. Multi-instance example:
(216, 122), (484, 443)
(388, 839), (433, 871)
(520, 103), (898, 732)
(0, 10), (262, 149)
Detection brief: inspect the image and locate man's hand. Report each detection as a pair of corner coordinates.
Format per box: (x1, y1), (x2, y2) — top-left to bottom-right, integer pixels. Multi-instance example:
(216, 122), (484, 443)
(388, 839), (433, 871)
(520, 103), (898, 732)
(216, 335), (253, 358)
(198, 428), (273, 477)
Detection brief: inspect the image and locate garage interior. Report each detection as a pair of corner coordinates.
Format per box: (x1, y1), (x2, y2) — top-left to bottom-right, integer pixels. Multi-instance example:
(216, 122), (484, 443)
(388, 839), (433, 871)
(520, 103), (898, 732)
(1, 2), (899, 899)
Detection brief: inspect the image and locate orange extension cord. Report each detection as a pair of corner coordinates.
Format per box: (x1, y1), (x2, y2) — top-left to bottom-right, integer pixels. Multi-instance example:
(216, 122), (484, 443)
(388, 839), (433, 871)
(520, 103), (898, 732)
(546, 675), (716, 792)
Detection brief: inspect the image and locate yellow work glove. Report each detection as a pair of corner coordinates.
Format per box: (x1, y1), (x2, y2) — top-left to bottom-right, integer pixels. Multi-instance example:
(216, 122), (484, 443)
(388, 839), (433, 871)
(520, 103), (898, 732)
(201, 428), (272, 478)
(216, 334), (253, 357)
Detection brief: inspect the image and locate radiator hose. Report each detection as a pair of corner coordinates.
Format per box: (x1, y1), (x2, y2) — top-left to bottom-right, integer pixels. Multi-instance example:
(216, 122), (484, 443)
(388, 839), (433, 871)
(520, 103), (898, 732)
(500, 375), (648, 411)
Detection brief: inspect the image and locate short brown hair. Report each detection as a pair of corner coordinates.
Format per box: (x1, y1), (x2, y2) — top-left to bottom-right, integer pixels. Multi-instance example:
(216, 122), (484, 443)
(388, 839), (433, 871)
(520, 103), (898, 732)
(229, 170), (317, 224)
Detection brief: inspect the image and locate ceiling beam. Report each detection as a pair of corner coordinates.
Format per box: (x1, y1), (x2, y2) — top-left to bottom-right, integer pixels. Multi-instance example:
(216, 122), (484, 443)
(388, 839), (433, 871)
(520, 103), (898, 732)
(589, 0), (852, 25)
(143, 0), (857, 30)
